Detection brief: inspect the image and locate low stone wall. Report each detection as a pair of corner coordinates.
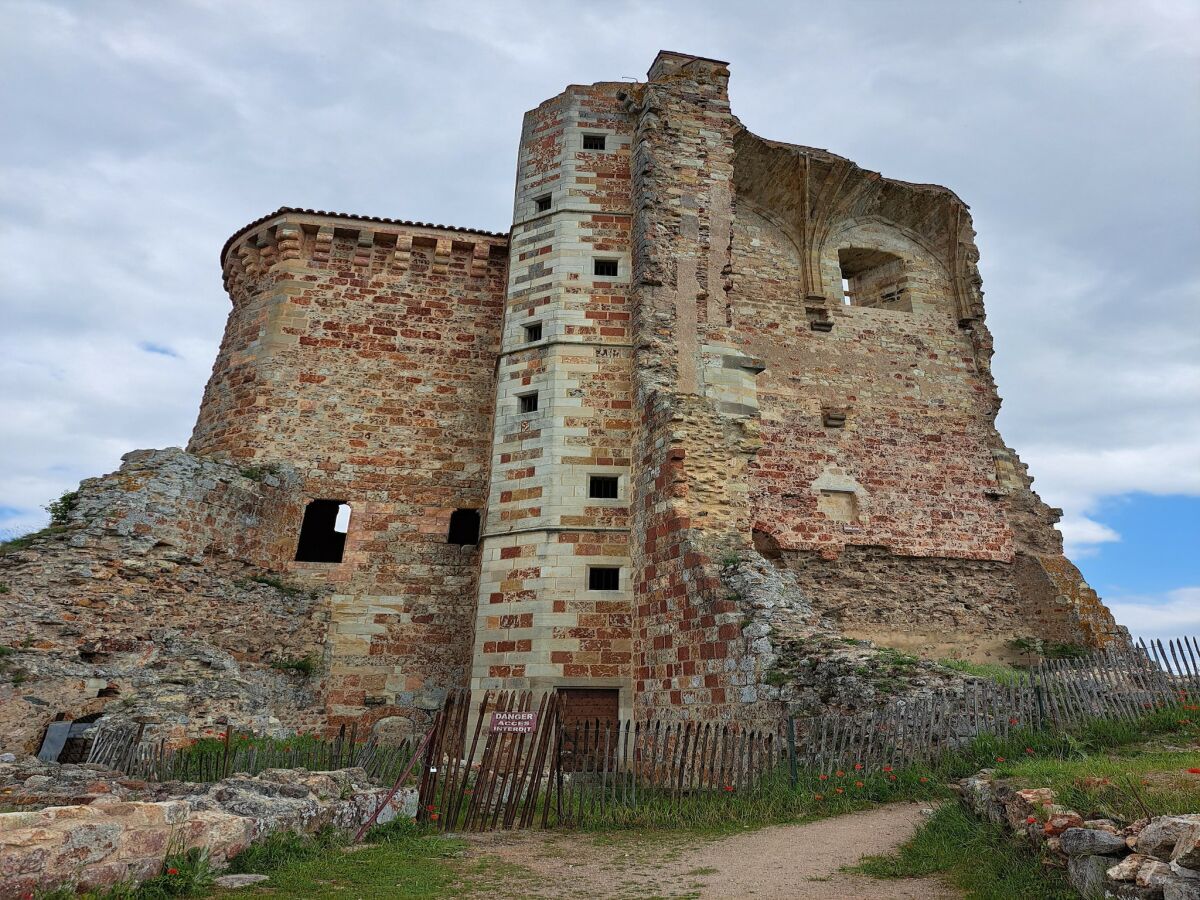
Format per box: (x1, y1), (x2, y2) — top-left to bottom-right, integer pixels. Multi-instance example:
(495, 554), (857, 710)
(0, 765), (415, 898)
(957, 770), (1200, 899)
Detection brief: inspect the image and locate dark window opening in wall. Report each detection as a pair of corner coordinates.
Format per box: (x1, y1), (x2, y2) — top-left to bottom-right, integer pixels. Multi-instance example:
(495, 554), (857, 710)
(447, 509), (481, 545)
(582, 133), (606, 151)
(295, 499), (350, 563)
(534, 194), (552, 213)
(838, 247), (911, 311)
(589, 566), (620, 591)
(594, 258), (618, 277)
(524, 322), (543, 343)
(518, 392), (539, 413)
(589, 475), (619, 499)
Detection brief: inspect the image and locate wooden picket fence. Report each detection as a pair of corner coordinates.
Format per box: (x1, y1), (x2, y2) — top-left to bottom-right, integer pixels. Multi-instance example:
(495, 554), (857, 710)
(410, 689), (782, 831)
(87, 721), (417, 788)
(81, 636), (1197, 833)
(799, 636), (1199, 774)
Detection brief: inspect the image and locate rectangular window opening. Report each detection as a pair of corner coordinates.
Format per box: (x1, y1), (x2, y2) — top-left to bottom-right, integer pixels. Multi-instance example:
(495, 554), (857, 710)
(589, 476), (619, 499)
(524, 322), (543, 343)
(518, 392), (539, 413)
(588, 567), (620, 591)
(593, 258), (618, 277)
(582, 134), (606, 151)
(534, 194), (551, 213)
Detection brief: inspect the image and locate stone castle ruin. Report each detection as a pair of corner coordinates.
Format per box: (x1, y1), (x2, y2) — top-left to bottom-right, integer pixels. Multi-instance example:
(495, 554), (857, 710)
(0, 51), (1121, 754)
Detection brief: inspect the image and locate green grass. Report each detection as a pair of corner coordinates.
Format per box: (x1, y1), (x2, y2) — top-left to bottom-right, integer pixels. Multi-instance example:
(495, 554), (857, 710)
(223, 818), (521, 899)
(270, 655), (319, 677)
(993, 748), (1200, 821)
(574, 706), (1199, 833)
(853, 802), (1075, 899)
(0, 525), (70, 555)
(938, 658), (1027, 685)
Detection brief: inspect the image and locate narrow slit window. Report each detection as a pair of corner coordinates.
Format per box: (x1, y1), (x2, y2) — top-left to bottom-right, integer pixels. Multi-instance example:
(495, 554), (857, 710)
(519, 392), (539, 413)
(589, 567), (620, 591)
(534, 194), (552, 213)
(593, 258), (618, 277)
(447, 509), (480, 545)
(589, 476), (619, 499)
(582, 134), (606, 151)
(524, 322), (542, 343)
(295, 499), (350, 563)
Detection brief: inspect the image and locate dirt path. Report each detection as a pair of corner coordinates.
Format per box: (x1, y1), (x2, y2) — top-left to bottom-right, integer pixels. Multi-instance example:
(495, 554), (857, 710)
(460, 802), (962, 899)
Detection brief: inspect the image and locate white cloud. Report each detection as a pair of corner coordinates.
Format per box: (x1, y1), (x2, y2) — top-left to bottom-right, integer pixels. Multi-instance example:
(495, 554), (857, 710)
(1057, 515), (1121, 559)
(0, 0), (1197, 597)
(1108, 587), (1200, 643)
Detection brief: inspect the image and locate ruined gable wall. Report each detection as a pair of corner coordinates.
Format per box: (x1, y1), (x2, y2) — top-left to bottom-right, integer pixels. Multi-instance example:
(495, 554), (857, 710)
(728, 133), (1120, 657)
(189, 214), (508, 732)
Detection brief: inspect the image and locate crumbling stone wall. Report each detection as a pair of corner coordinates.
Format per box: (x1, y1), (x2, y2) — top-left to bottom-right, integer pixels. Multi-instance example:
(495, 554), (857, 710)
(190, 211), (508, 734)
(0, 449), (325, 754)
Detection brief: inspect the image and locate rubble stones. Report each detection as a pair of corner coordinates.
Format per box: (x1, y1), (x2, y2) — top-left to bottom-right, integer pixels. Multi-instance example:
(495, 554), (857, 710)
(1068, 853), (1113, 899)
(960, 771), (1200, 900)
(0, 765), (413, 896)
(1061, 827), (1129, 856)
(1140, 816), (1200, 861)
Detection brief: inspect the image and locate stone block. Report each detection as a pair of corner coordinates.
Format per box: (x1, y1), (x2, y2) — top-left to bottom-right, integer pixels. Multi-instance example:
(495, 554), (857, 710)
(1067, 853), (1111, 899)
(1139, 817), (1200, 862)
(1061, 827), (1129, 856)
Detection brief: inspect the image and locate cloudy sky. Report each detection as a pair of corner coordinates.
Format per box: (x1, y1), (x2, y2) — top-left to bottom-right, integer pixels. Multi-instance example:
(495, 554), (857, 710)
(2, 0), (1197, 639)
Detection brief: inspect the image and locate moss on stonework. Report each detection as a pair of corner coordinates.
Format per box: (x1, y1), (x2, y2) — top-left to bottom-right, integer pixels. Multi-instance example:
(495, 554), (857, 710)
(244, 574), (305, 597)
(272, 654), (320, 677)
(238, 462), (283, 481)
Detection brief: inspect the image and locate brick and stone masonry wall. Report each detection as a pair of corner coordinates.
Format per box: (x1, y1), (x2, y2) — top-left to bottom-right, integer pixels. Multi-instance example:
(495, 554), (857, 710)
(626, 51), (1118, 726)
(729, 129), (1119, 659)
(189, 212), (508, 735)
(627, 53), (769, 724)
(469, 85), (636, 714)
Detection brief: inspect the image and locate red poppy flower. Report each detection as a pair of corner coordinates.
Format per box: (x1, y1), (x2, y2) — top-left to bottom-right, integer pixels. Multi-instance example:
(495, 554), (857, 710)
(814, 793), (824, 801)
(835, 787), (844, 794)
(882, 765), (892, 773)
(854, 763), (863, 770)
(835, 770), (845, 777)
(995, 756), (1005, 763)
(724, 785), (734, 792)
(430, 813), (439, 821)
(1025, 747), (1034, 754)
(854, 781), (864, 788)
(1026, 816), (1037, 825)
(425, 805), (435, 811)
(1009, 718), (1019, 725)
(167, 868), (179, 876)
(1187, 768), (1200, 774)
(818, 774), (829, 781)
(888, 774), (897, 781)
(919, 777), (928, 783)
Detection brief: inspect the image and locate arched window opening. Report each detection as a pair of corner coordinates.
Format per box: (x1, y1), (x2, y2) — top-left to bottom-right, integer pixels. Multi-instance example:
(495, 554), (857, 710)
(448, 509), (481, 546)
(295, 499), (350, 563)
(838, 248), (911, 311)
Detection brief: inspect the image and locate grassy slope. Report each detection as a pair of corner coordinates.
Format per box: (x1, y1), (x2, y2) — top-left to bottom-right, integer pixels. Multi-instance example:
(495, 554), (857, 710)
(855, 729), (1199, 899)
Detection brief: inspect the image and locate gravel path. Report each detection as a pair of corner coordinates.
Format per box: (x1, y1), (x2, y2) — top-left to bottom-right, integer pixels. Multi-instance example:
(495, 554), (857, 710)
(461, 801), (962, 899)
